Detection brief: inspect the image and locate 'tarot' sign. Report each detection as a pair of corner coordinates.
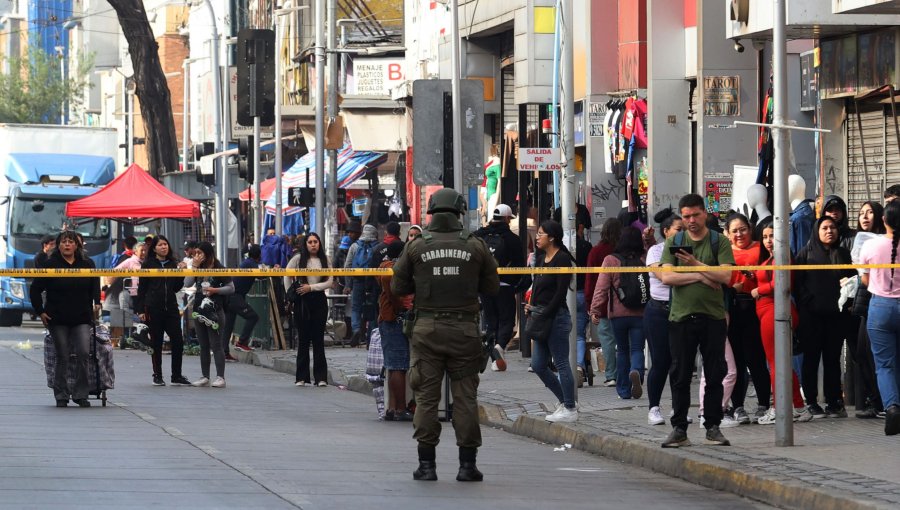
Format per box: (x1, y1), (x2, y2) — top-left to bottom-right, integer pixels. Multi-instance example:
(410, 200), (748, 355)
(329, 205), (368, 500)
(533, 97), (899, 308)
(518, 148), (561, 171)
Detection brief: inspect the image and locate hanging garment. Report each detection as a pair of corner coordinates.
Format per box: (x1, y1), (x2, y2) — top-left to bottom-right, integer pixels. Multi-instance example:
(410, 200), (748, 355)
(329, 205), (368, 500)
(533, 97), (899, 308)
(602, 108), (614, 174)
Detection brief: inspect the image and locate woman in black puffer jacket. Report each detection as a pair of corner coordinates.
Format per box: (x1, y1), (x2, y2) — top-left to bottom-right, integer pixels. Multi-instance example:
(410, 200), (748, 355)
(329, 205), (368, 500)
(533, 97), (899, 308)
(795, 216), (855, 419)
(29, 231), (101, 407)
(135, 235), (192, 387)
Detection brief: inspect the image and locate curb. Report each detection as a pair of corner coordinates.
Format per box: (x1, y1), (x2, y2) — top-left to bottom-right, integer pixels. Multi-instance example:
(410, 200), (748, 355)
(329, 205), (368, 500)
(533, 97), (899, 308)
(236, 349), (370, 391)
(478, 407), (886, 510)
(235, 351), (888, 510)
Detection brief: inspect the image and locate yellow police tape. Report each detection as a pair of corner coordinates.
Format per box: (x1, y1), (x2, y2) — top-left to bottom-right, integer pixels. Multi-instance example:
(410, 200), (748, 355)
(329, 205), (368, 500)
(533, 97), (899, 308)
(3, 263), (899, 278)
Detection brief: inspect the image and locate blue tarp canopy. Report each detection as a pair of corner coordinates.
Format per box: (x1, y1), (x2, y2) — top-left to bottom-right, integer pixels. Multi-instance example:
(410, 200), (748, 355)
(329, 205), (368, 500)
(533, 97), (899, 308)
(263, 144), (386, 235)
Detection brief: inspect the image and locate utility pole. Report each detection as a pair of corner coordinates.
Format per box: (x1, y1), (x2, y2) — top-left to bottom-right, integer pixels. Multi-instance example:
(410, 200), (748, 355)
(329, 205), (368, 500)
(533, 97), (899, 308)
(274, 6), (309, 236)
(327, 0), (339, 263)
(202, 0), (227, 264)
(560, 0), (577, 391)
(735, 0), (829, 446)
(771, 0), (793, 447)
(182, 58), (190, 173)
(314, 0), (326, 237)
(450, 0), (463, 192)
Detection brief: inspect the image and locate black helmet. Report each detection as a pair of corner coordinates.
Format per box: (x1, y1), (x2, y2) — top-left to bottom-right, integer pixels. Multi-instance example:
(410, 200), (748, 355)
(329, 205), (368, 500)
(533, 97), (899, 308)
(426, 188), (467, 215)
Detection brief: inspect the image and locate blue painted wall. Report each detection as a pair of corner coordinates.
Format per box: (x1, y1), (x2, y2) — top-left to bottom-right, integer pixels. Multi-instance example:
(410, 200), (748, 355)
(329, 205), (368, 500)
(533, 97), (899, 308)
(28, 0), (71, 58)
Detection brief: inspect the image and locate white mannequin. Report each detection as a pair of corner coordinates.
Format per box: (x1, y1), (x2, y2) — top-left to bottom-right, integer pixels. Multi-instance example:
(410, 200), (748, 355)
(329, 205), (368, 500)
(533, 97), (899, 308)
(788, 175), (807, 211)
(747, 184), (772, 224)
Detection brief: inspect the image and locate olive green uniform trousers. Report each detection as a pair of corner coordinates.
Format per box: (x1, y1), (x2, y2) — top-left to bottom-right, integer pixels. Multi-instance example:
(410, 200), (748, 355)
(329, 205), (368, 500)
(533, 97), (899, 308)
(409, 315), (483, 449)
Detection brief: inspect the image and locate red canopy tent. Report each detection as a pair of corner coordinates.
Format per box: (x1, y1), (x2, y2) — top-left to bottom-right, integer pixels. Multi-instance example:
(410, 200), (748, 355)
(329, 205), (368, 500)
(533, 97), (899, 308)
(238, 178), (277, 202)
(66, 164), (201, 223)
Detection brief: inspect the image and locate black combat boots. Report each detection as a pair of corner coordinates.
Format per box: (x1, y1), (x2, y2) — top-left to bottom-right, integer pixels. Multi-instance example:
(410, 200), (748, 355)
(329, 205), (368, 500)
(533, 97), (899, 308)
(413, 460), (437, 481)
(413, 446), (437, 481)
(456, 447), (483, 482)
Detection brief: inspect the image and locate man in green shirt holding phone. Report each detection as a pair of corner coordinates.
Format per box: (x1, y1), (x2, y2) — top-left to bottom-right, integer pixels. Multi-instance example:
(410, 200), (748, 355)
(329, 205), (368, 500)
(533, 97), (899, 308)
(658, 193), (735, 448)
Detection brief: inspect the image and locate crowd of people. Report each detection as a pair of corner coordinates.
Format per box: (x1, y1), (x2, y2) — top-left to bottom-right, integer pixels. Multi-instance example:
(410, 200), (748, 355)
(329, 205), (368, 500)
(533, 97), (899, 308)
(556, 185), (900, 443)
(31, 182), (900, 443)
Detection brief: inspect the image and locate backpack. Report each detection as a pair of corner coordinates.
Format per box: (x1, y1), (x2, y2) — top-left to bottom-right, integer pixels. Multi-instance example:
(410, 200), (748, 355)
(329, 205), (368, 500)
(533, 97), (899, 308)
(612, 254), (649, 309)
(673, 230), (721, 265)
(481, 231), (509, 266)
(352, 239), (376, 269)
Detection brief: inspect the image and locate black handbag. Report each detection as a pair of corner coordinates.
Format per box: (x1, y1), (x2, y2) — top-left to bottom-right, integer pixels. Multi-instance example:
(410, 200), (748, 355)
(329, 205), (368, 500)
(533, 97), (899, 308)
(286, 279), (302, 304)
(524, 305), (553, 342)
(851, 284), (872, 318)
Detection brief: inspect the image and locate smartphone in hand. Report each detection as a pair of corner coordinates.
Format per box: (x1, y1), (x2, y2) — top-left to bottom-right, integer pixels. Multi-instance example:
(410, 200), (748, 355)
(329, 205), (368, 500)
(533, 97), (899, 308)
(668, 245), (694, 255)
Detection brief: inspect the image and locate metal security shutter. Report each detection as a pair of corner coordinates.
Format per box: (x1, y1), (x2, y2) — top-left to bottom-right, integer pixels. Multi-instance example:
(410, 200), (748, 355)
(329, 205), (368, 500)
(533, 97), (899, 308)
(846, 107), (885, 215)
(502, 68), (517, 130)
(885, 106), (900, 191)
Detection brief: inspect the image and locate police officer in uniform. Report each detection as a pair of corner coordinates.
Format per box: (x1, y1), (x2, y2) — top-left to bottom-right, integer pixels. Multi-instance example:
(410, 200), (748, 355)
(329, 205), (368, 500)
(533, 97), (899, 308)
(391, 188), (499, 482)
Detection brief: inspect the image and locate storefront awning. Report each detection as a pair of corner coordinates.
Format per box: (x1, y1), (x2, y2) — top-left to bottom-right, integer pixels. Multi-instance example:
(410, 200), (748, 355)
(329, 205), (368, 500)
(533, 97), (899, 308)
(263, 143), (387, 217)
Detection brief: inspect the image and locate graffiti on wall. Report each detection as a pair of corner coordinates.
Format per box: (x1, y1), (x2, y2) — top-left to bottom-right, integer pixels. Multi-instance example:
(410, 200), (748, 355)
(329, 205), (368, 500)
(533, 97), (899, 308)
(591, 178), (628, 203)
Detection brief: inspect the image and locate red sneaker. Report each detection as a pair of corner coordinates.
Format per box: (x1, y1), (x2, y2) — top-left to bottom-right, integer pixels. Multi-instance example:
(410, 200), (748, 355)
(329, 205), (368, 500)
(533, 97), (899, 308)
(233, 342), (252, 352)
(225, 353), (239, 362)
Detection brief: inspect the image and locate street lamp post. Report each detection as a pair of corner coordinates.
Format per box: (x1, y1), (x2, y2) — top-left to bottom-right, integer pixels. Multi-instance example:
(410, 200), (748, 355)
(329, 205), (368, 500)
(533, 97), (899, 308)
(449, 0), (462, 192)
(314, 0), (326, 237)
(273, 5), (309, 237)
(734, 0), (829, 446)
(55, 45), (66, 125)
(181, 56), (208, 174)
(560, 0), (577, 394)
(182, 58), (191, 173)
(198, 0), (227, 263)
(326, 1), (338, 263)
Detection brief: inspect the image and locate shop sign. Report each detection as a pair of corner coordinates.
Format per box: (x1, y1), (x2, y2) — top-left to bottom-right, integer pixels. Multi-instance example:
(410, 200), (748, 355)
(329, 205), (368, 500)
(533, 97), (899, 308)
(588, 102), (606, 137)
(350, 58), (405, 96)
(703, 76), (740, 117)
(518, 148), (561, 172)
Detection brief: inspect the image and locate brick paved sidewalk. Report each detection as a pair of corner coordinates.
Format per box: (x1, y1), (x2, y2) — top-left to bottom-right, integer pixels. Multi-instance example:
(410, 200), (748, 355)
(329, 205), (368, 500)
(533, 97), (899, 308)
(240, 345), (899, 510)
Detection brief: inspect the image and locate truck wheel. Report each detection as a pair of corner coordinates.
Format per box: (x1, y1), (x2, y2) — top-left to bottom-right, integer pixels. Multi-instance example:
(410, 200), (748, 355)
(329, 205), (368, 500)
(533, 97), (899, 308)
(0, 310), (23, 327)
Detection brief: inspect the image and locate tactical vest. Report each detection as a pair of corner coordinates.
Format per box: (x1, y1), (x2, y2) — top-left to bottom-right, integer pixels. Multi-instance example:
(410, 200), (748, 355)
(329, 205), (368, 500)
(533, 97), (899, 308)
(411, 229), (484, 313)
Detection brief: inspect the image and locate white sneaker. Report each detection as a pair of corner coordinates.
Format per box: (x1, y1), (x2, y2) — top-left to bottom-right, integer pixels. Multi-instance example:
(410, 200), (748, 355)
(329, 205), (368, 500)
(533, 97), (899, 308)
(295, 381), (306, 387)
(648, 406), (665, 425)
(793, 406), (814, 423)
(546, 405), (578, 423)
(492, 345), (507, 371)
(211, 377), (226, 388)
(757, 407), (777, 425)
(719, 415), (740, 428)
(191, 377), (210, 387)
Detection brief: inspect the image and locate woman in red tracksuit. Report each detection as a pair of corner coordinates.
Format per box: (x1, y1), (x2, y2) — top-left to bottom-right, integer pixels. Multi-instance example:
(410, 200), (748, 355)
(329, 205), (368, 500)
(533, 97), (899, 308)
(751, 221), (812, 424)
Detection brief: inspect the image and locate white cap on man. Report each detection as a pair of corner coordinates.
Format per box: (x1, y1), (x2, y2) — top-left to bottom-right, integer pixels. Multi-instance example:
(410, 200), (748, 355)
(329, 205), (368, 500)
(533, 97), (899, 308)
(493, 204), (515, 221)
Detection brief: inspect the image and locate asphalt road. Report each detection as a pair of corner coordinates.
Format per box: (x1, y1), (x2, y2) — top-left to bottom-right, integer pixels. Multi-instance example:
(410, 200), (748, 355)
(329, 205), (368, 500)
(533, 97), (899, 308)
(0, 325), (773, 509)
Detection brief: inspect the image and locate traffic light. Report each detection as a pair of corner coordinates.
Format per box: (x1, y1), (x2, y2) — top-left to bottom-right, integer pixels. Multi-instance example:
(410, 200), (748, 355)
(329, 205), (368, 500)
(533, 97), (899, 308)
(193, 142), (216, 186)
(236, 29), (275, 127)
(238, 136), (254, 184)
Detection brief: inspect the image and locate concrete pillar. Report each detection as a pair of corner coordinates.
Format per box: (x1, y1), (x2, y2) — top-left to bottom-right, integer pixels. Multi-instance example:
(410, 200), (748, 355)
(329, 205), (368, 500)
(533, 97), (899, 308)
(647, 0), (691, 216)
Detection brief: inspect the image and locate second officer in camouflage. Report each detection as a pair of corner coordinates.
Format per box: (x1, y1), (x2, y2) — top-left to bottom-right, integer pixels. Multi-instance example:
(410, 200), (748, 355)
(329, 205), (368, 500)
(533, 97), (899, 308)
(391, 188), (499, 482)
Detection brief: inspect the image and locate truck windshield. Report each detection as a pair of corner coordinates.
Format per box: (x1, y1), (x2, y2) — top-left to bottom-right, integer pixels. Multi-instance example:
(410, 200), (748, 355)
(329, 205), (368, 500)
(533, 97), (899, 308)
(11, 198), (109, 239)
